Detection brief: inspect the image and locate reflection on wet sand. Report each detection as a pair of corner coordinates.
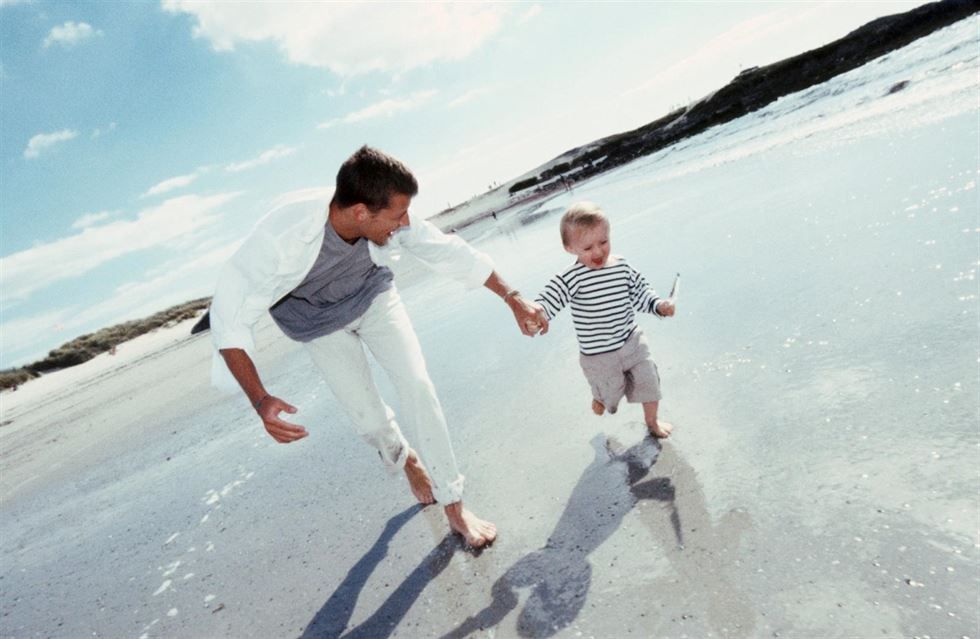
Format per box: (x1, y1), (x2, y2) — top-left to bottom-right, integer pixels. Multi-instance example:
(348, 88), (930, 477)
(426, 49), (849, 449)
(443, 436), (754, 638)
(635, 443), (755, 637)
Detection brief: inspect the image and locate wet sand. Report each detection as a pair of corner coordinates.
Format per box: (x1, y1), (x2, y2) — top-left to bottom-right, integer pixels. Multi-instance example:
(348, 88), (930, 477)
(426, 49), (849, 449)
(0, 321), (773, 638)
(1, 246), (976, 638)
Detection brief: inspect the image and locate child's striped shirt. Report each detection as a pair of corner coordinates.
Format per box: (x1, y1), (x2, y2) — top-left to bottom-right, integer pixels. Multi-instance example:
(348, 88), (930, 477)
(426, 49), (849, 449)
(535, 256), (662, 355)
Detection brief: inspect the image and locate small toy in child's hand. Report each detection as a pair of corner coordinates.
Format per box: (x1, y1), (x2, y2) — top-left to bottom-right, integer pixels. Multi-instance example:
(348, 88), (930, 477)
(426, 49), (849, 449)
(668, 273), (680, 303)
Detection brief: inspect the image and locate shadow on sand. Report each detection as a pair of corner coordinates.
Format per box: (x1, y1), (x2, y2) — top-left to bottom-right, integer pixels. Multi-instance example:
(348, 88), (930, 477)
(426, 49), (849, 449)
(302, 434), (754, 638)
(299, 504), (459, 639)
(442, 434), (754, 638)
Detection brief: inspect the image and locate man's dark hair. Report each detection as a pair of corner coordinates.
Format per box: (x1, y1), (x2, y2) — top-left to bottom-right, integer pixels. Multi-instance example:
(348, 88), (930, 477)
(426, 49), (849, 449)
(332, 145), (418, 211)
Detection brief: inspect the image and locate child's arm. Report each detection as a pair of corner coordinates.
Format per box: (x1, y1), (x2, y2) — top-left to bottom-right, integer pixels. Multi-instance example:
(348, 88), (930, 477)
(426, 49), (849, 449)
(629, 264), (674, 318)
(531, 273), (571, 333)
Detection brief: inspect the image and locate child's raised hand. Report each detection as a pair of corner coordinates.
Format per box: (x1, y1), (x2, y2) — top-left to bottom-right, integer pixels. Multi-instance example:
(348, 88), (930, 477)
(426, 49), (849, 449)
(656, 300), (676, 317)
(524, 319), (543, 334)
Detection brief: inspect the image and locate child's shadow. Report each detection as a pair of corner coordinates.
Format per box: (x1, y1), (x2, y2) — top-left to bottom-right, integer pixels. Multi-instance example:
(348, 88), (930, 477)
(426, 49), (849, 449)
(441, 434), (667, 638)
(442, 434), (754, 638)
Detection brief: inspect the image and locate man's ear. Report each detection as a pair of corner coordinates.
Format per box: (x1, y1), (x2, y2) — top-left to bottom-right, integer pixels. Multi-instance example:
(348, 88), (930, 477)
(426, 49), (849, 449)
(351, 203), (370, 222)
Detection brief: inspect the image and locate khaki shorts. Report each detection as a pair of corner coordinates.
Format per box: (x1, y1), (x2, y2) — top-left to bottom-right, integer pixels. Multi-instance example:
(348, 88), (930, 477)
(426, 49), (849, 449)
(579, 329), (662, 413)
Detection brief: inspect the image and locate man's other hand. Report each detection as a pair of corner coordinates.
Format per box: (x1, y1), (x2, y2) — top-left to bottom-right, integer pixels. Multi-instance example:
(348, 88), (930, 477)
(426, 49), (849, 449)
(256, 395), (309, 443)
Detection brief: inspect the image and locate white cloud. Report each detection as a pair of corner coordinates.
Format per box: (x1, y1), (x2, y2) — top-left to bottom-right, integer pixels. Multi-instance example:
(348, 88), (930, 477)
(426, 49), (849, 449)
(71, 210), (115, 229)
(43, 21), (103, 48)
(317, 90), (437, 129)
(518, 4), (542, 25)
(161, 2), (508, 76)
(225, 144), (297, 173)
(142, 172), (200, 198)
(0, 192), (240, 304)
(0, 239), (240, 367)
(448, 87), (493, 109)
(0, 308), (79, 366)
(268, 185), (334, 211)
(91, 122), (117, 139)
(23, 129), (78, 159)
(623, 5), (842, 101)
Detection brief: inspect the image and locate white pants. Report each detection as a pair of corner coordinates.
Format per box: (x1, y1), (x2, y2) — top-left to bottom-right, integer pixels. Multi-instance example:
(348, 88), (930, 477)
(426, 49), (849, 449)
(304, 287), (465, 504)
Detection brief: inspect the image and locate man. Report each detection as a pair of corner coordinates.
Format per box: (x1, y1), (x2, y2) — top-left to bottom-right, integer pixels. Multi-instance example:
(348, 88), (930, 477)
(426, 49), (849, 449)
(210, 146), (548, 547)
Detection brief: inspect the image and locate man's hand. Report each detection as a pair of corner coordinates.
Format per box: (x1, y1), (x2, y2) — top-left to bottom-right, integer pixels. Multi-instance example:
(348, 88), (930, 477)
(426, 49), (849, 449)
(656, 300), (676, 317)
(509, 294), (549, 336)
(482, 271), (549, 336)
(256, 395), (308, 443)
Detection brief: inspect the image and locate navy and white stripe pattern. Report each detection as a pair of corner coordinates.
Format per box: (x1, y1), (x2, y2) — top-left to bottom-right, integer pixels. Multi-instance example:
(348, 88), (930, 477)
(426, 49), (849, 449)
(536, 256), (661, 355)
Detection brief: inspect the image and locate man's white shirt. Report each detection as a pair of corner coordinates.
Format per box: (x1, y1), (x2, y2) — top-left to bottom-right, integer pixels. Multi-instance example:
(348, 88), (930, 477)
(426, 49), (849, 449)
(209, 197), (494, 389)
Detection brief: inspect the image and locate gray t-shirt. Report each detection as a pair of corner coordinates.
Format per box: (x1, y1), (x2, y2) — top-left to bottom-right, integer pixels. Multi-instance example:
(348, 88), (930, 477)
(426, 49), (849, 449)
(269, 221), (393, 342)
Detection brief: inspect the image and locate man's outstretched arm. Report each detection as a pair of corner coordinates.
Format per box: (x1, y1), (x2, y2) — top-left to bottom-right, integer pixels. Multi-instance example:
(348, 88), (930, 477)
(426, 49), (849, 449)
(219, 348), (308, 443)
(483, 271), (549, 336)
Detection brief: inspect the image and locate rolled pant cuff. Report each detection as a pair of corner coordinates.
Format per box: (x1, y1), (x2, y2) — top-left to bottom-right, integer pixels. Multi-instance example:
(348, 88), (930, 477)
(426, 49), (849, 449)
(379, 439), (411, 473)
(433, 473), (465, 505)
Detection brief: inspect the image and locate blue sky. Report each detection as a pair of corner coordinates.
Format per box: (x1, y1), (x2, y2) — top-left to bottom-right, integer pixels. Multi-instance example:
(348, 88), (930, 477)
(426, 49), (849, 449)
(0, 0), (924, 368)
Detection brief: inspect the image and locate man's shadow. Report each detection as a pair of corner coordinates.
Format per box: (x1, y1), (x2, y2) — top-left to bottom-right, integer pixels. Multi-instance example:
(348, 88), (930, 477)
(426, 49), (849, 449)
(442, 434), (754, 638)
(300, 504), (459, 639)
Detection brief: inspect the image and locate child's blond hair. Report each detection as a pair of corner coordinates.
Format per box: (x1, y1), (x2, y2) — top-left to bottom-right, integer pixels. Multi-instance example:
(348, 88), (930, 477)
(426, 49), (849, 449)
(560, 201), (608, 247)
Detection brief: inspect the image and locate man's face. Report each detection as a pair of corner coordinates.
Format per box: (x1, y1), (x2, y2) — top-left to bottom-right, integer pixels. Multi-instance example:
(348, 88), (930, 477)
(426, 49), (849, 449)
(565, 220), (611, 269)
(361, 193), (412, 245)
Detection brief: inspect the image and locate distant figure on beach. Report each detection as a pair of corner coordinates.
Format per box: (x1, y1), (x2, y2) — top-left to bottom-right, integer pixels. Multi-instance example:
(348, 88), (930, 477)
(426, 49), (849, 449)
(209, 146), (548, 548)
(531, 201), (675, 438)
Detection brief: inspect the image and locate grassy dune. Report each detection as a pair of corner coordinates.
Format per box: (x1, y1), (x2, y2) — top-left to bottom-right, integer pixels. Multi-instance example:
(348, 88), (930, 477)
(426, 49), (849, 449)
(0, 298), (210, 391)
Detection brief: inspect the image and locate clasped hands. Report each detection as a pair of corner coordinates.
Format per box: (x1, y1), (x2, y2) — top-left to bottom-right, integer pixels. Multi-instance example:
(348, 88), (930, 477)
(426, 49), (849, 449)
(508, 294), (549, 336)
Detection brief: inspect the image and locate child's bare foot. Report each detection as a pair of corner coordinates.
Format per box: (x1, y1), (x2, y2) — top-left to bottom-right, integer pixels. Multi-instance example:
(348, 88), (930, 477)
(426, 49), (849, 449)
(404, 449), (435, 505)
(647, 420), (673, 439)
(592, 399), (605, 415)
(445, 502), (497, 548)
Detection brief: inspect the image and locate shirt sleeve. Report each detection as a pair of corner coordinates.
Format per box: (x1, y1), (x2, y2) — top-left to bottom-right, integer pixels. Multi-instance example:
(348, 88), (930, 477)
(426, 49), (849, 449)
(395, 213), (494, 289)
(209, 227), (284, 389)
(628, 263), (662, 316)
(535, 273), (571, 320)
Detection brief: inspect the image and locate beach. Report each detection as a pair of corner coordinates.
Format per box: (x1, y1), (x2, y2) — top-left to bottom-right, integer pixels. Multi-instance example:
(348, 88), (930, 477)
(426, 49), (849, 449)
(2, 17), (978, 639)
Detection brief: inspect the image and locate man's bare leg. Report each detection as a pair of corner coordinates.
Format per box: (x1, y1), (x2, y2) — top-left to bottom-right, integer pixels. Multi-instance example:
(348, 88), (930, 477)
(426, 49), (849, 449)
(445, 501), (497, 548)
(642, 401), (673, 438)
(404, 448), (435, 505)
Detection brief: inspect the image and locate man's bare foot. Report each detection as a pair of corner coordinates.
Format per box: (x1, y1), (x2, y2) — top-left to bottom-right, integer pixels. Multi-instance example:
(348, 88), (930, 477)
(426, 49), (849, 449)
(444, 502), (497, 548)
(592, 399), (605, 415)
(647, 420), (673, 439)
(404, 449), (435, 505)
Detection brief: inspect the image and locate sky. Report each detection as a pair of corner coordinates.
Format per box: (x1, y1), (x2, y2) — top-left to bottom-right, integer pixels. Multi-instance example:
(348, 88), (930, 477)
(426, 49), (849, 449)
(0, 0), (927, 368)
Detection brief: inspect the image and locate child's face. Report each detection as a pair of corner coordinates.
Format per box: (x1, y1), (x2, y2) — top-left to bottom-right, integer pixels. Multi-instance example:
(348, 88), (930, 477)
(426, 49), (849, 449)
(565, 220), (611, 269)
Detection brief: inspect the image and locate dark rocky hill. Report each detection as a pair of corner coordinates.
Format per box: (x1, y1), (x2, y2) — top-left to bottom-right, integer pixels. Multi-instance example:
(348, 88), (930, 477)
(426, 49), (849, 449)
(431, 0), (979, 229)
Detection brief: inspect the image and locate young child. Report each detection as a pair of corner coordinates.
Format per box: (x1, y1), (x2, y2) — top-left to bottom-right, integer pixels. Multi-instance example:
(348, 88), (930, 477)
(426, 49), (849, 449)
(533, 201), (675, 438)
